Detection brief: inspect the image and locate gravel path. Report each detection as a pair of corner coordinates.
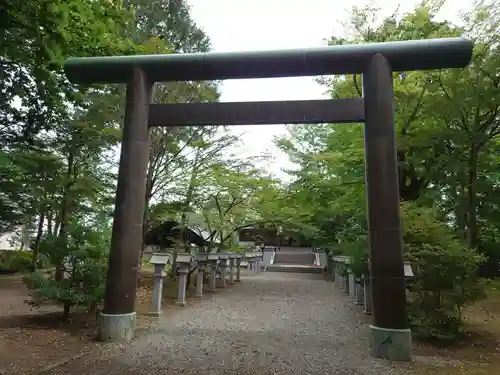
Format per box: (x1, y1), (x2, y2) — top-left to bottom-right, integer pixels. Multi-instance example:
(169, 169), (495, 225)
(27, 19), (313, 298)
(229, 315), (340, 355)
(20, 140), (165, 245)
(49, 271), (404, 375)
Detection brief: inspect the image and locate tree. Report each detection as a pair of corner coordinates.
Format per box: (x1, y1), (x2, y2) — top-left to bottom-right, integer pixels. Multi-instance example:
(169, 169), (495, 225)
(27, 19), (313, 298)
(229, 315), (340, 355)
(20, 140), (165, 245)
(188, 158), (278, 250)
(273, 1), (497, 338)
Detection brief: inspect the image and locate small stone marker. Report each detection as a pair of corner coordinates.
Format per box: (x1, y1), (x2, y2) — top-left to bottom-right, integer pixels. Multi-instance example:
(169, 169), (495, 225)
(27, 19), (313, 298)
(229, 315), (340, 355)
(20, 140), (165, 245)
(149, 253), (171, 316)
(327, 253), (334, 281)
(343, 257), (351, 295)
(348, 270), (356, 299)
(207, 253), (220, 292)
(194, 253), (210, 298)
(363, 275), (372, 314)
(175, 253), (194, 306)
(235, 254), (242, 282)
(217, 253), (230, 288)
(355, 278), (364, 305)
(228, 253), (238, 284)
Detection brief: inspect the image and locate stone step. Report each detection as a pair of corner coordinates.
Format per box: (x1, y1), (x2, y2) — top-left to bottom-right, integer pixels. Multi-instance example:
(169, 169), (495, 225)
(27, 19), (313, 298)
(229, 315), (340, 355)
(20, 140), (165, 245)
(274, 253), (315, 265)
(266, 264), (323, 273)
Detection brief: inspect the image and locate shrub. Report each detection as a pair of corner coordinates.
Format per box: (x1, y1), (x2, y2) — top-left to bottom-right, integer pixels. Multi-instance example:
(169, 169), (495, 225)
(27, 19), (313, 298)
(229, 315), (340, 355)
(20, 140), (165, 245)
(402, 202), (486, 340)
(227, 244), (248, 254)
(342, 236), (369, 281)
(0, 251), (34, 272)
(7, 251), (32, 271)
(35, 253), (51, 269)
(24, 223), (111, 320)
(333, 201), (486, 341)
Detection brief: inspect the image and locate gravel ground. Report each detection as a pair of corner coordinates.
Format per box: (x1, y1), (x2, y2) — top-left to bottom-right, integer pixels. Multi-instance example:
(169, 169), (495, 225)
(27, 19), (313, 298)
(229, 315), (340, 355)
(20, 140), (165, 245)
(46, 271), (405, 375)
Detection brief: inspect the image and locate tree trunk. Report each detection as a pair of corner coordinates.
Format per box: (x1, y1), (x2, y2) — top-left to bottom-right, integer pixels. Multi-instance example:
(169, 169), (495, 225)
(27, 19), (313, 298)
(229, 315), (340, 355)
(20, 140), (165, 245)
(141, 154), (156, 262)
(180, 164), (198, 243)
(466, 144), (479, 249)
(31, 207), (46, 271)
(46, 209), (53, 236)
(53, 213), (61, 240)
(169, 154), (200, 278)
(62, 302), (71, 321)
(56, 152), (74, 282)
(452, 167), (467, 243)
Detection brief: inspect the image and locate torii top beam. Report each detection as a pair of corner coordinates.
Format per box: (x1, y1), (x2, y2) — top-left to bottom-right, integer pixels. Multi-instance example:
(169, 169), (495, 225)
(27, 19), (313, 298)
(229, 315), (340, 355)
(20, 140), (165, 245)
(64, 37), (473, 84)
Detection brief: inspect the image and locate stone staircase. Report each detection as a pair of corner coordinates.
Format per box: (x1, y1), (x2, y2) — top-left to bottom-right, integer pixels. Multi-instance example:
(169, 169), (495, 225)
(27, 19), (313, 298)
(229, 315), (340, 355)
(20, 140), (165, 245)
(267, 247), (322, 274)
(266, 264), (323, 273)
(273, 252), (315, 265)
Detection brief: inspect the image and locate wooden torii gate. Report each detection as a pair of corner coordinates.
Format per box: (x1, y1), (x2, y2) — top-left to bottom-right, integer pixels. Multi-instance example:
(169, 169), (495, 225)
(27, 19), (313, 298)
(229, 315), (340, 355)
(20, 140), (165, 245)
(64, 37), (473, 361)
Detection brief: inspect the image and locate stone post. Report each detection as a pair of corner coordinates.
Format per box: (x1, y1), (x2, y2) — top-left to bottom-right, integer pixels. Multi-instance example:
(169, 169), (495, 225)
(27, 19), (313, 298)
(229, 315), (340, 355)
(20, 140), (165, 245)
(235, 257), (241, 282)
(209, 264), (217, 291)
(355, 279), (364, 305)
(335, 261), (342, 287)
(150, 263), (166, 316)
(327, 254), (334, 281)
(219, 263), (227, 288)
(344, 272), (349, 294)
(148, 253), (171, 317)
(195, 267), (204, 297)
(364, 276), (372, 315)
(349, 271), (356, 299)
(228, 258), (234, 284)
(176, 268), (189, 306)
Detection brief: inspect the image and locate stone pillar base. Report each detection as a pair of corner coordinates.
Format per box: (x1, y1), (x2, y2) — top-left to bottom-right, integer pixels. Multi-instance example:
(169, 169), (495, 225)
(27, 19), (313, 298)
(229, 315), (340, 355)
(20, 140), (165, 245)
(99, 312), (136, 342)
(175, 300), (187, 306)
(355, 283), (364, 305)
(369, 325), (411, 361)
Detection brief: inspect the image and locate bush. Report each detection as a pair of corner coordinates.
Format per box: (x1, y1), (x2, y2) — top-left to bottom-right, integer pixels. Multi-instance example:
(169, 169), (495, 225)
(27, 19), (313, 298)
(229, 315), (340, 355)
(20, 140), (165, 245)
(334, 201), (486, 341)
(0, 250), (52, 273)
(342, 236), (368, 281)
(402, 203), (486, 340)
(8, 251), (32, 271)
(24, 224), (110, 320)
(35, 253), (51, 269)
(227, 244), (248, 254)
(0, 251), (33, 272)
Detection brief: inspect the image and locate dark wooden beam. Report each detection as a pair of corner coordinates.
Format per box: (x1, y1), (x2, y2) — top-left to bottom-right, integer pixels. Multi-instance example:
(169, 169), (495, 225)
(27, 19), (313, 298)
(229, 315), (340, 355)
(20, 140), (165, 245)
(102, 68), (152, 325)
(148, 98), (365, 127)
(363, 53), (408, 334)
(64, 38), (473, 84)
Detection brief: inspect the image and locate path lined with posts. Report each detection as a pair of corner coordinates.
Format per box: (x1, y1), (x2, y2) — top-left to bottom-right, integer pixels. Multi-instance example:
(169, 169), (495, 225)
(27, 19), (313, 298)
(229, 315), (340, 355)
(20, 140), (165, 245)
(53, 270), (401, 375)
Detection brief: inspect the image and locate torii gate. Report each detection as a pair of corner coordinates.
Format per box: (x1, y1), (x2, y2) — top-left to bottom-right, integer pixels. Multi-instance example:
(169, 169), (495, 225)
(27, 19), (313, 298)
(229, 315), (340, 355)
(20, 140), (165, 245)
(64, 37), (472, 361)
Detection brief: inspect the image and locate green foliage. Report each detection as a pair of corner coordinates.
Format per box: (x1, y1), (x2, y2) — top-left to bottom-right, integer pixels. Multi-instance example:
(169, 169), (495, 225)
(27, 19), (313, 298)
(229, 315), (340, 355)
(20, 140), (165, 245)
(227, 244), (249, 254)
(273, 2), (499, 342)
(402, 203), (486, 340)
(0, 251), (32, 272)
(24, 223), (110, 318)
(343, 237), (368, 280)
(0, 250), (49, 272)
(188, 158), (278, 249)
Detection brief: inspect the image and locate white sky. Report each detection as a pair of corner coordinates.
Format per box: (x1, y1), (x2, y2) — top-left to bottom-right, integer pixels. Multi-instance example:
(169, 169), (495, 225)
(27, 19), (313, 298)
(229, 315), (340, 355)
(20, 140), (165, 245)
(186, 0), (472, 180)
